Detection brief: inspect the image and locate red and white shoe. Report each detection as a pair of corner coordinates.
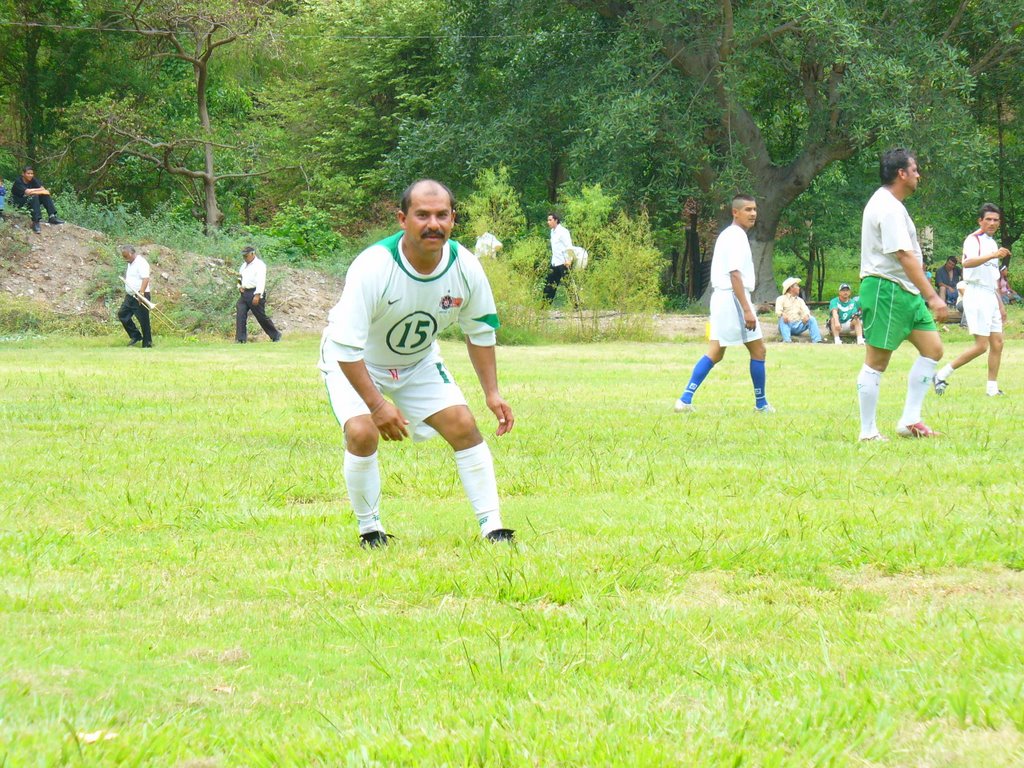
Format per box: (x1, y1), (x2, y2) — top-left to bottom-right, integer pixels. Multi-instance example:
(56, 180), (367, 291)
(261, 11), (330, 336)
(896, 422), (941, 438)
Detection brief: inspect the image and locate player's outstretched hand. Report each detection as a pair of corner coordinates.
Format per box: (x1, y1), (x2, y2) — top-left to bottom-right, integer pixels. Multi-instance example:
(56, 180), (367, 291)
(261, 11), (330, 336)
(372, 401), (410, 441)
(487, 395), (514, 437)
(926, 294), (949, 322)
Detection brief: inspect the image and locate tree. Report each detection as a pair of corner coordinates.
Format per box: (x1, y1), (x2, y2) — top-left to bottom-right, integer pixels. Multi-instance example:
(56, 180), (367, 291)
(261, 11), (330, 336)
(80, 0), (277, 232)
(570, 0), (1024, 299)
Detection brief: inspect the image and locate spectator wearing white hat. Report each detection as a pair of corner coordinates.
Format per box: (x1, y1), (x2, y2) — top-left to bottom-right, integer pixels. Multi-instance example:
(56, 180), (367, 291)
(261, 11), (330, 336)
(775, 277), (822, 342)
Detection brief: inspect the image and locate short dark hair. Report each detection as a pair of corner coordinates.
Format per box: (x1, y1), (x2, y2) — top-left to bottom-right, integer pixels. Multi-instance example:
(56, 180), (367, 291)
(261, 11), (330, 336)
(22, 165), (33, 173)
(880, 148), (916, 185)
(547, 213), (561, 223)
(241, 245), (256, 254)
(399, 179), (455, 214)
(978, 202), (1001, 219)
(731, 193), (755, 209)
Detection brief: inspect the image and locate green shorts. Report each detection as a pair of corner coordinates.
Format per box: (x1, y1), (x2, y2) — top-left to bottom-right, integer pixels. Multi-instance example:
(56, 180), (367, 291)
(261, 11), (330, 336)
(860, 275), (937, 350)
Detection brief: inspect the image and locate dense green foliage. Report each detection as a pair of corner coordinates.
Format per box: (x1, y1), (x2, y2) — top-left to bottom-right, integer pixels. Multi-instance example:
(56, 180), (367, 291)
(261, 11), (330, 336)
(2, 0), (1024, 293)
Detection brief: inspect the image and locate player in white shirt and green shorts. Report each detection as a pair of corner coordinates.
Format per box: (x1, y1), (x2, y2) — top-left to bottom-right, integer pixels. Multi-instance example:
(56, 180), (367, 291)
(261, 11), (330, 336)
(933, 203), (1011, 397)
(319, 180), (515, 547)
(856, 149), (948, 441)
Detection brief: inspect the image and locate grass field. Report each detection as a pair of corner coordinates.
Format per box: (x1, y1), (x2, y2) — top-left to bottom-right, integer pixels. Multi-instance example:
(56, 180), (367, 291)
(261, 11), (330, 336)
(3, 332), (1024, 766)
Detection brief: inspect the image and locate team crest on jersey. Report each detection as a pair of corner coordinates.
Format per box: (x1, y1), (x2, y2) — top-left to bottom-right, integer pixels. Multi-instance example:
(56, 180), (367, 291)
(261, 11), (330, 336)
(439, 294), (463, 311)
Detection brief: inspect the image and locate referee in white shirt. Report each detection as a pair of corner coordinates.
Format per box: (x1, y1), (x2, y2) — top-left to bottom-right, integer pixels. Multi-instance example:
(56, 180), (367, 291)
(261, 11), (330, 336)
(236, 246), (282, 343)
(118, 244), (152, 348)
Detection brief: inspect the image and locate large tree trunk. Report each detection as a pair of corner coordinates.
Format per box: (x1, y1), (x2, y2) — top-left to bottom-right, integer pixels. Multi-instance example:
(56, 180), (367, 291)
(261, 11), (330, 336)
(195, 59), (223, 233)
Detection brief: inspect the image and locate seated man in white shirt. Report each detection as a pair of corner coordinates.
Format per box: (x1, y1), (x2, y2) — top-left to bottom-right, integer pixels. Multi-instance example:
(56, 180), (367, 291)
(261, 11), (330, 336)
(775, 277), (822, 342)
(236, 246), (282, 343)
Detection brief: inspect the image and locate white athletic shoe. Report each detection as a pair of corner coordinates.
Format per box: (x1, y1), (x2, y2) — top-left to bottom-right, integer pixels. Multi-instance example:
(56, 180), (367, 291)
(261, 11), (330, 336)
(987, 389), (1005, 397)
(754, 404), (776, 414)
(673, 399), (695, 413)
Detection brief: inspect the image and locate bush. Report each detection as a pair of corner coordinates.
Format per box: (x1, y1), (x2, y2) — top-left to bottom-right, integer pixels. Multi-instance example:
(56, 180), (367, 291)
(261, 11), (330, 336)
(484, 236), (550, 345)
(257, 203), (347, 264)
(460, 167), (527, 242)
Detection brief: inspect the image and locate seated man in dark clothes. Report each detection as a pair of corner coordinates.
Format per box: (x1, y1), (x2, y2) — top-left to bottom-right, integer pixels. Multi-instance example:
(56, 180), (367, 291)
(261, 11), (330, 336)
(934, 256), (962, 307)
(11, 166), (64, 234)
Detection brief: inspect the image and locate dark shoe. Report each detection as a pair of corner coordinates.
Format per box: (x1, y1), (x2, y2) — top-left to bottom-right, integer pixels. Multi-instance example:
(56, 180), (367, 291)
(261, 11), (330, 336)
(235, 339), (246, 344)
(128, 338), (141, 346)
(48, 216), (65, 225)
(141, 343), (153, 348)
(32, 221), (41, 233)
(0, 212), (5, 221)
(272, 335), (282, 342)
(485, 528), (516, 543)
(359, 531), (394, 549)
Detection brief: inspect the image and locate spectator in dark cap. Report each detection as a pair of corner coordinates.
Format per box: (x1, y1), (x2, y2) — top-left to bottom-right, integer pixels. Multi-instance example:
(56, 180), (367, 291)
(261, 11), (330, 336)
(236, 245), (281, 343)
(828, 283), (864, 344)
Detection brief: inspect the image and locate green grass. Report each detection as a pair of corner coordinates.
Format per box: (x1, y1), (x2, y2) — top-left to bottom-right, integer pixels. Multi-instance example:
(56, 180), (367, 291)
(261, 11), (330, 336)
(2, 334), (1024, 766)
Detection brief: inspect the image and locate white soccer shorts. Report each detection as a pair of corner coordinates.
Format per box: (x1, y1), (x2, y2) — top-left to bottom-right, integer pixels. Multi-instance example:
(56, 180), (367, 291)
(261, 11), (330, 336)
(323, 349), (468, 442)
(962, 288), (1002, 336)
(709, 289), (763, 346)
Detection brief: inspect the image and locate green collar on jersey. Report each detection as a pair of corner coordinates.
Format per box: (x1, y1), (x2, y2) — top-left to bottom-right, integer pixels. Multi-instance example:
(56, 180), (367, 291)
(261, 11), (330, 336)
(379, 231), (459, 282)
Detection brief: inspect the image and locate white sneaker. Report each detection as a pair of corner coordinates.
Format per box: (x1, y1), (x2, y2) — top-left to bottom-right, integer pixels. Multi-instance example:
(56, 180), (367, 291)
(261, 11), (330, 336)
(987, 389), (1005, 397)
(834, 338), (842, 345)
(673, 399), (695, 413)
(754, 404), (776, 414)
(857, 338), (865, 345)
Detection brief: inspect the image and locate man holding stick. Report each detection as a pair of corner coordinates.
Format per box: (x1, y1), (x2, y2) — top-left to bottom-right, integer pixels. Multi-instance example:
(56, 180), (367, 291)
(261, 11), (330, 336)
(118, 245), (153, 348)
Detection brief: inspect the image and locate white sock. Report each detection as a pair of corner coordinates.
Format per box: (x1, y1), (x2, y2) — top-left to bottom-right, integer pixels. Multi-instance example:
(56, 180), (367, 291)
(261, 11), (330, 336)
(454, 442), (503, 536)
(899, 356), (938, 427)
(857, 364), (883, 438)
(937, 363), (954, 381)
(987, 380), (1000, 395)
(856, 335), (864, 344)
(834, 337), (842, 345)
(344, 451), (383, 534)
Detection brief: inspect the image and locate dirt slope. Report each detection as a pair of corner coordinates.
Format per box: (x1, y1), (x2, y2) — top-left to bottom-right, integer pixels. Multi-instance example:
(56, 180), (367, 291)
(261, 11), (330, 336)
(0, 212), (344, 333)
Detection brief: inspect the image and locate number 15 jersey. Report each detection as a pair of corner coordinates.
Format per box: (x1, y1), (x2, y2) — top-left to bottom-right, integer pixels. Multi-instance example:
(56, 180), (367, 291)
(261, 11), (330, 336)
(319, 232), (501, 371)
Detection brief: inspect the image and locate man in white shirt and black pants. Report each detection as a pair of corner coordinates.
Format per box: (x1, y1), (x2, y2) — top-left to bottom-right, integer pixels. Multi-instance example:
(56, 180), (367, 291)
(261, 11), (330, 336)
(118, 244), (152, 348)
(543, 213), (574, 302)
(236, 245), (281, 343)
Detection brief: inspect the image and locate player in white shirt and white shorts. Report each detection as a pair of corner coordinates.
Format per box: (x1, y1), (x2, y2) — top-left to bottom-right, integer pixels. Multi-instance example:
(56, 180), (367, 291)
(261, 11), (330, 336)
(319, 179), (515, 547)
(674, 194), (772, 413)
(934, 203), (1011, 397)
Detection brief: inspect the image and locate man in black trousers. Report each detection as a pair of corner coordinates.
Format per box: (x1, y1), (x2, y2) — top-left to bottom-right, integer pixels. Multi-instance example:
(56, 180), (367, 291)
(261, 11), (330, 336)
(11, 166), (64, 234)
(118, 245), (153, 348)
(236, 246), (282, 343)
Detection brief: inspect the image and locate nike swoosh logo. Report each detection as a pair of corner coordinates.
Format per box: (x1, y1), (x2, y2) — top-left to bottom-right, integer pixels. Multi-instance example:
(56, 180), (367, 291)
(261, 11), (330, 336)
(387, 299), (399, 305)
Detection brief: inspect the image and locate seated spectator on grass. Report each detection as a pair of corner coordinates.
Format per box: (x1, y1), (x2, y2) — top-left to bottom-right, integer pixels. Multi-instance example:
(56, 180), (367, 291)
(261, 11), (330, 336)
(11, 166), (64, 234)
(935, 256), (962, 307)
(999, 267), (1022, 305)
(828, 282), (864, 345)
(775, 276), (822, 343)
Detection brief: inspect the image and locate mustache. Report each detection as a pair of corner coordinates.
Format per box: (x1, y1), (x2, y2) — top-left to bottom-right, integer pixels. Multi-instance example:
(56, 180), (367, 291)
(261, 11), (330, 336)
(421, 229), (446, 238)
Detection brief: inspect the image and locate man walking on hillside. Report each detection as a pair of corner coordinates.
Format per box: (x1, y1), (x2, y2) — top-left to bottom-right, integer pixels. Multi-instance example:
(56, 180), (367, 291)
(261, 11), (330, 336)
(318, 179), (515, 547)
(856, 148), (947, 441)
(933, 203), (1011, 397)
(236, 246), (282, 343)
(118, 245), (153, 348)
(674, 193), (772, 414)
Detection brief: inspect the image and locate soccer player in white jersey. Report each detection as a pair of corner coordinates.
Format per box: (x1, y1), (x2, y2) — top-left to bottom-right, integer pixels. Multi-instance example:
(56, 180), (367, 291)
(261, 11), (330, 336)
(934, 203), (1011, 397)
(856, 148), (947, 441)
(674, 193), (772, 413)
(319, 179), (515, 547)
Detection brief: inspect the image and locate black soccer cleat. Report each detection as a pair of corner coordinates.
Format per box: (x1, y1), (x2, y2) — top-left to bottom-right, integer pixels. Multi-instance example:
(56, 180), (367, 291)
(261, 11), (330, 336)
(484, 528), (516, 543)
(359, 531), (395, 549)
